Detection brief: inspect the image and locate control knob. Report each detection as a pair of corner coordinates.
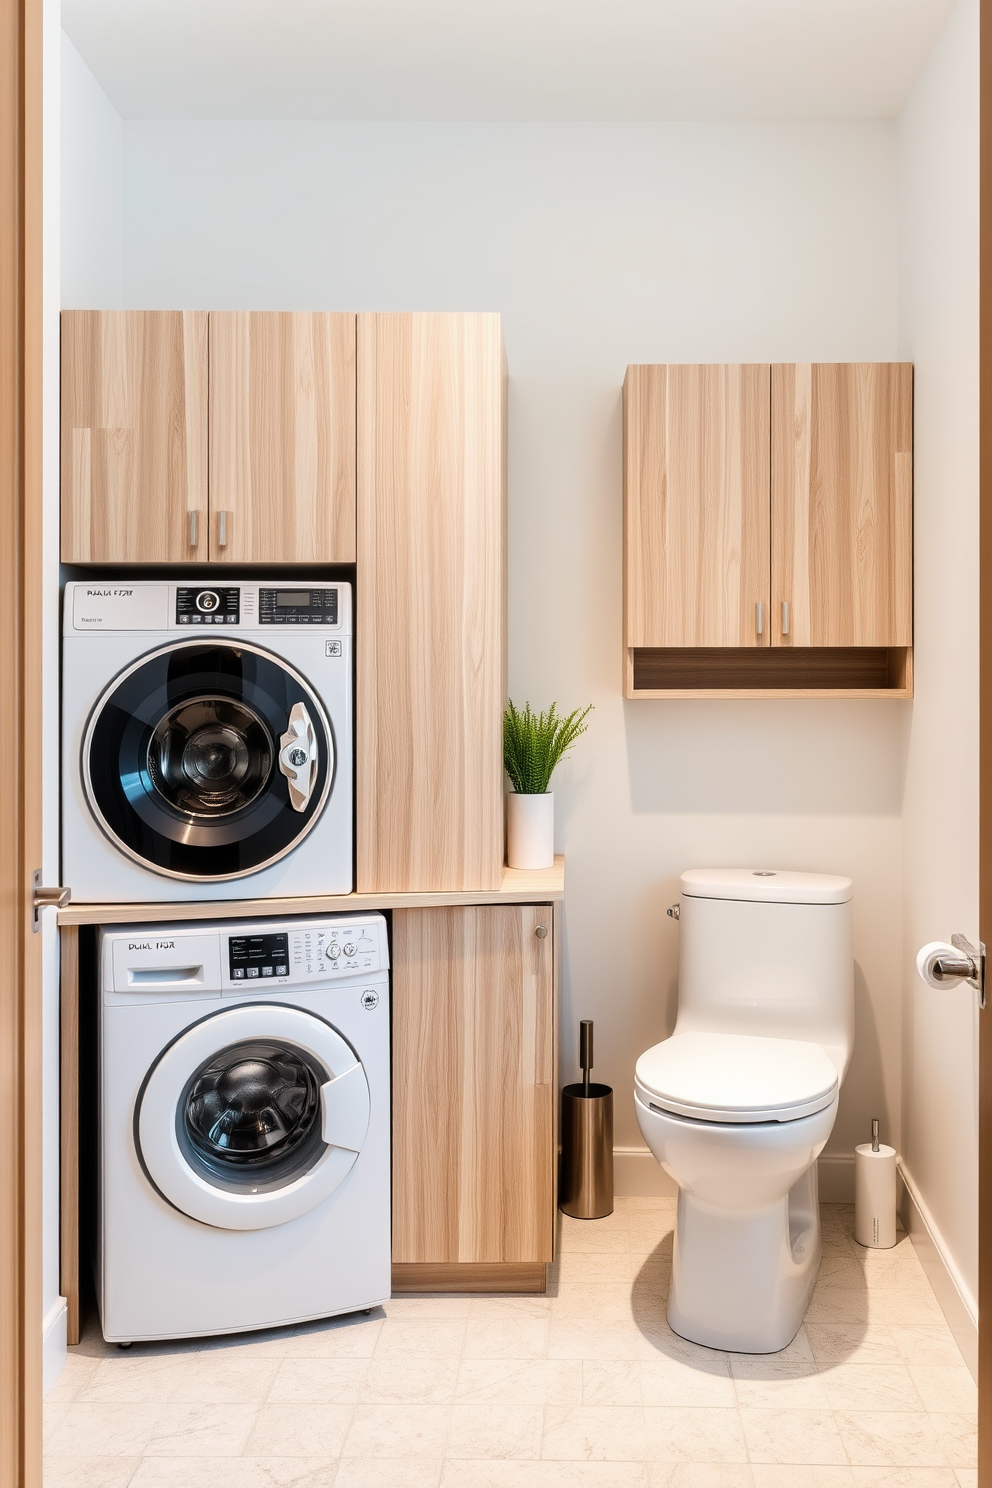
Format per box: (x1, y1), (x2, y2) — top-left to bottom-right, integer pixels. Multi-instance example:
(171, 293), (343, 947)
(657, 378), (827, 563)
(343, 942), (357, 957)
(328, 943), (341, 959)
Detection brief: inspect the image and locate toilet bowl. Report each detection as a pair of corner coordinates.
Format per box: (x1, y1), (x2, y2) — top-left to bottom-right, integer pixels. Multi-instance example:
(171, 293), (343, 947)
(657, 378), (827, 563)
(635, 869), (853, 1354)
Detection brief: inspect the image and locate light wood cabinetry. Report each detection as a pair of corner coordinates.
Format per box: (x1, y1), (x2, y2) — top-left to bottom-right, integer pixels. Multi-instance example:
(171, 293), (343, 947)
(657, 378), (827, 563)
(391, 904), (555, 1290)
(623, 364), (771, 653)
(61, 311), (208, 563)
(208, 312), (356, 563)
(623, 361), (914, 697)
(356, 312), (506, 894)
(771, 362), (913, 648)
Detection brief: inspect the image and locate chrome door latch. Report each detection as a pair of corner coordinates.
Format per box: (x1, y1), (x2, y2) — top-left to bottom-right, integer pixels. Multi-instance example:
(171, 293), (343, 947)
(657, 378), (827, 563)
(32, 871), (70, 931)
(279, 702), (318, 812)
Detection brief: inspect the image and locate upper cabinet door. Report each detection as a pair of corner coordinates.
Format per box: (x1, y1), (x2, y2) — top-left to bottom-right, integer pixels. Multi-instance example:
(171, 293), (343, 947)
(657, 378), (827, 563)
(771, 364), (913, 647)
(208, 312), (356, 563)
(623, 364), (771, 649)
(356, 313), (506, 894)
(61, 311), (208, 563)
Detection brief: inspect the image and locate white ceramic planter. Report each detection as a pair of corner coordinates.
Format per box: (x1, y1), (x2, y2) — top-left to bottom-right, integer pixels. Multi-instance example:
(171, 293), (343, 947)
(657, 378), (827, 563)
(506, 791), (554, 870)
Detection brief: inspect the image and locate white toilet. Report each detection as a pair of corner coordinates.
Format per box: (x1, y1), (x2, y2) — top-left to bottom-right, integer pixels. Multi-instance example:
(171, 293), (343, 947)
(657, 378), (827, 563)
(635, 868), (853, 1354)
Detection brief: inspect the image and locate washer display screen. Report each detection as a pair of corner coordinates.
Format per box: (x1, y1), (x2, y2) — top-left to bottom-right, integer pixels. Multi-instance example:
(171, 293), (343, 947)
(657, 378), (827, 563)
(84, 640), (334, 880)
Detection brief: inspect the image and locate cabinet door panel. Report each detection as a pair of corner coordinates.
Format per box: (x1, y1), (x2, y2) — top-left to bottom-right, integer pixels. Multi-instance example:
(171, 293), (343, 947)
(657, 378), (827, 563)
(208, 312), (356, 563)
(771, 363), (913, 647)
(61, 311), (207, 563)
(356, 313), (506, 893)
(391, 905), (554, 1266)
(624, 364), (771, 648)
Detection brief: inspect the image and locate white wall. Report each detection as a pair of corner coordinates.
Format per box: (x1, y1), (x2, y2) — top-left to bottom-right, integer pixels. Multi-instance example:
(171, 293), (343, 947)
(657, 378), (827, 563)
(117, 118), (906, 1167)
(897, 0), (979, 1327)
(61, 31), (122, 307)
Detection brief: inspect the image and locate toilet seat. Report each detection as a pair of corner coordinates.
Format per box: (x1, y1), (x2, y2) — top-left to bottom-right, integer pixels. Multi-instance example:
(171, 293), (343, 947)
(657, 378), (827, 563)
(635, 1031), (838, 1124)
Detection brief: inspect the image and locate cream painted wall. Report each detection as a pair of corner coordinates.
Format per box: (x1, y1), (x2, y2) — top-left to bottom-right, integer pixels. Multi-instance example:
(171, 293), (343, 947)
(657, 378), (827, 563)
(61, 31), (121, 307)
(897, 0), (979, 1323)
(115, 119), (906, 1165)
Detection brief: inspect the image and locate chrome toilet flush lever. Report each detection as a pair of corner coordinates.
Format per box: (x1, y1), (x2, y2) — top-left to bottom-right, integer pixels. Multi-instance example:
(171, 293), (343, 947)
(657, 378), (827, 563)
(667, 903), (680, 921)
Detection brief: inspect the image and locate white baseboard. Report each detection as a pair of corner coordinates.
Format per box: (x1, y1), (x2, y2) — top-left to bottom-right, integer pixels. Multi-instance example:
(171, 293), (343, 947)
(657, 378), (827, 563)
(613, 1147), (677, 1197)
(898, 1161), (977, 1382)
(614, 1147), (857, 1203)
(42, 1296), (67, 1396)
(817, 1153), (855, 1203)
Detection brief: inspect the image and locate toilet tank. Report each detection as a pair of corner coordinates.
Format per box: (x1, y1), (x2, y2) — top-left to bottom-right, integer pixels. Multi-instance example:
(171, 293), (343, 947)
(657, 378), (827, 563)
(675, 869), (854, 1079)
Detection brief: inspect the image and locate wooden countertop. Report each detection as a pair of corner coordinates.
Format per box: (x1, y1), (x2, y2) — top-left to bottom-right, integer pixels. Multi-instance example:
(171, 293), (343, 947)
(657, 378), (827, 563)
(57, 856), (565, 926)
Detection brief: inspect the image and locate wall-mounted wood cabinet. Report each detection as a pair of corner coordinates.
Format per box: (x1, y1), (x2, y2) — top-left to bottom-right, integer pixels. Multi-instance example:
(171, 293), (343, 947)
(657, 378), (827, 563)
(61, 310), (356, 564)
(391, 903), (555, 1292)
(208, 312), (356, 563)
(61, 311), (208, 563)
(356, 312), (506, 894)
(623, 361), (913, 697)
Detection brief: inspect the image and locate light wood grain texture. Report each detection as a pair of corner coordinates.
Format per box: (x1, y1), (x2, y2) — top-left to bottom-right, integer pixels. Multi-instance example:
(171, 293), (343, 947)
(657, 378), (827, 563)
(1, 0), (44, 1472)
(208, 312), (356, 562)
(356, 313), (506, 893)
(392, 1262), (546, 1293)
(57, 856), (565, 926)
(59, 928), (80, 1347)
(61, 311), (208, 563)
(771, 363), (913, 646)
(623, 364), (771, 649)
(391, 905), (555, 1267)
(630, 646), (912, 694)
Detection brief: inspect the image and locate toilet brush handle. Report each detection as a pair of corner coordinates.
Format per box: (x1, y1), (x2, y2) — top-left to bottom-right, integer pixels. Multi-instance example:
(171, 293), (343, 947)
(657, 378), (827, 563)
(580, 1020), (593, 1097)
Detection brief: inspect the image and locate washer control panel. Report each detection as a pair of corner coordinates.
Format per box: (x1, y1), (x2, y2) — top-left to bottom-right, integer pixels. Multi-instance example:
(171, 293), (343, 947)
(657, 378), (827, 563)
(219, 913), (388, 991)
(228, 931), (289, 981)
(176, 587), (241, 626)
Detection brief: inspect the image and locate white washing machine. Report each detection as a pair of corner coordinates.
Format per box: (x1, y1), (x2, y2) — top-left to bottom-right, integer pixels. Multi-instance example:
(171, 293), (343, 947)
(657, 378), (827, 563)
(97, 913), (390, 1342)
(62, 578), (352, 901)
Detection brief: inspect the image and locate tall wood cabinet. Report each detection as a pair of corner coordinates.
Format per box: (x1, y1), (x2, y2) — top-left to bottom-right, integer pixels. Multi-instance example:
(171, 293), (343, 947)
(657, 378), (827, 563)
(61, 310), (356, 563)
(356, 313), (507, 894)
(623, 361), (913, 697)
(391, 903), (555, 1291)
(61, 311), (208, 563)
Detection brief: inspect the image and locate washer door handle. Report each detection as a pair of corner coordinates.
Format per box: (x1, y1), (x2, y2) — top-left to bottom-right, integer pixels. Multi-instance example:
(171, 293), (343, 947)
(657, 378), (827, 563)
(320, 1063), (370, 1153)
(279, 701), (318, 812)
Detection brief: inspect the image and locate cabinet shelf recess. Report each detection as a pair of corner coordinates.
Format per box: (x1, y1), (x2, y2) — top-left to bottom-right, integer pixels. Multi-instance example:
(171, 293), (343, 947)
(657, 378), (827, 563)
(628, 647), (913, 697)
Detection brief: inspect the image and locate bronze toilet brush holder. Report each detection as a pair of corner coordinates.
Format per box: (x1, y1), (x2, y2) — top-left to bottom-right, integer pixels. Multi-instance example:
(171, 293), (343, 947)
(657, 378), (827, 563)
(559, 1019), (614, 1219)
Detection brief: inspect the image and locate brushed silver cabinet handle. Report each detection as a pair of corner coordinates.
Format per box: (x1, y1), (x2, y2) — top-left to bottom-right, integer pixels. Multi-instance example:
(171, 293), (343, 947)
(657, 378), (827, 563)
(781, 600), (790, 637)
(756, 600), (764, 636)
(535, 925), (548, 940)
(217, 509), (230, 549)
(188, 510), (199, 549)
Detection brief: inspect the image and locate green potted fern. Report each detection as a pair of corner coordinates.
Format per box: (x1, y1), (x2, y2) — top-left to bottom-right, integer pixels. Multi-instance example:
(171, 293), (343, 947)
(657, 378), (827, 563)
(503, 700), (592, 869)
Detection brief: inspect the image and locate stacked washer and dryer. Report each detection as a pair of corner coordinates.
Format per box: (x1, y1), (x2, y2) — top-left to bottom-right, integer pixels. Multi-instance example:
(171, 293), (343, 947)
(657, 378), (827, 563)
(62, 579), (392, 1342)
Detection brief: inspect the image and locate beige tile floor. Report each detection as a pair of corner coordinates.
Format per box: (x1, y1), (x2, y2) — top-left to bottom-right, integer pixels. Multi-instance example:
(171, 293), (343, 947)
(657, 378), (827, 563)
(45, 1201), (977, 1488)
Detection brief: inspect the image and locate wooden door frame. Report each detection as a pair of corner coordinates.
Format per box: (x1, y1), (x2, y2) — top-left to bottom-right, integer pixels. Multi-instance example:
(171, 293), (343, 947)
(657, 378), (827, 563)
(0, 0), (44, 1481)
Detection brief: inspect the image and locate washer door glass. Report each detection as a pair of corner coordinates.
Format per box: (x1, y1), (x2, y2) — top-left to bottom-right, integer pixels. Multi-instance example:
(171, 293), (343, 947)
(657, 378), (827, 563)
(137, 1002), (371, 1231)
(180, 1039), (325, 1194)
(84, 640), (333, 880)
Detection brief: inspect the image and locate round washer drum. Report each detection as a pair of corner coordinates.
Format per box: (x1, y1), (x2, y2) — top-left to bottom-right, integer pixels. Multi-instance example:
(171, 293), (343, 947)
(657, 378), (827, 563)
(83, 639), (334, 881)
(136, 1002), (371, 1231)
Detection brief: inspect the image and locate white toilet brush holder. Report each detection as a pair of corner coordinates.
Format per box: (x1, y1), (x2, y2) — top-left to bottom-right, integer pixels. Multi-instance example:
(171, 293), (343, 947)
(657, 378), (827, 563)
(855, 1118), (896, 1248)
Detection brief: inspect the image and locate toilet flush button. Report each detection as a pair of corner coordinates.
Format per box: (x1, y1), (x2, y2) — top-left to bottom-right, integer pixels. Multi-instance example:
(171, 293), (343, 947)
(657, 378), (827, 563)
(752, 871), (777, 877)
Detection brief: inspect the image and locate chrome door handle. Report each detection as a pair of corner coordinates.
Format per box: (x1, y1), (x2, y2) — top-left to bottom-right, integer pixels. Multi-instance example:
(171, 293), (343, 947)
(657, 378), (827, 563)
(32, 871), (70, 931)
(217, 509), (230, 548)
(279, 701), (319, 812)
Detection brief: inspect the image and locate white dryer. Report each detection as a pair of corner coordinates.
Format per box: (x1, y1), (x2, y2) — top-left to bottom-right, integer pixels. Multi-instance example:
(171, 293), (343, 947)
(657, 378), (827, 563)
(97, 913), (390, 1342)
(62, 579), (352, 901)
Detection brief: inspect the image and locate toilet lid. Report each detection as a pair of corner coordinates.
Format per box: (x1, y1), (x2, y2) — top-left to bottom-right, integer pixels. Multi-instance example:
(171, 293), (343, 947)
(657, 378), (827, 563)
(635, 1031), (839, 1123)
